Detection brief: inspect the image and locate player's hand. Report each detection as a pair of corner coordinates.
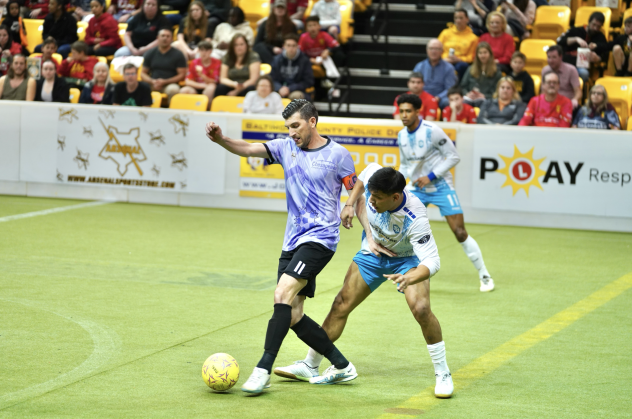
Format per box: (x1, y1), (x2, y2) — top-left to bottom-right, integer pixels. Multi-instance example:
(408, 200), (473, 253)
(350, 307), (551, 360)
(384, 273), (411, 292)
(341, 205), (354, 229)
(367, 239), (397, 258)
(414, 176), (431, 188)
(205, 122), (224, 143)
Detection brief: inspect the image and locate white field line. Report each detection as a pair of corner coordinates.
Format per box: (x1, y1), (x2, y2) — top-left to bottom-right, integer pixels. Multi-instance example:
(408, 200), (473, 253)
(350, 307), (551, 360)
(0, 201), (112, 223)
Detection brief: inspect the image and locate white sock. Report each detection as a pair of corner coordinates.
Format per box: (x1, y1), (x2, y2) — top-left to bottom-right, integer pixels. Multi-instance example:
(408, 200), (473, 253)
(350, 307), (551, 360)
(305, 348), (325, 369)
(460, 235), (490, 279)
(427, 341), (449, 374)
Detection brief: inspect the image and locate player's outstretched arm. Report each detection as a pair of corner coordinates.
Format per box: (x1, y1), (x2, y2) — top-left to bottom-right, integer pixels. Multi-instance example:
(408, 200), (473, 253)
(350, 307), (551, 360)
(205, 122), (269, 158)
(340, 179), (365, 229)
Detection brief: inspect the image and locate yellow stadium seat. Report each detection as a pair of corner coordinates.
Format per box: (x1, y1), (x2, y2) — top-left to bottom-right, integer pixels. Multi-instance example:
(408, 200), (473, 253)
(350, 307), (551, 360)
(118, 23), (128, 46)
(628, 116), (632, 131)
(260, 63), (271, 75)
(97, 56), (107, 64)
(282, 98), (291, 107)
(575, 7), (611, 39)
(77, 21), (88, 41)
(474, 107), (480, 116)
(238, 0), (270, 31)
(436, 107), (441, 120)
(353, 0), (371, 13)
(109, 61), (143, 82)
(69, 88), (80, 103)
(210, 95), (245, 112)
(532, 74), (541, 95)
(23, 19), (44, 53)
(520, 39), (556, 77)
(304, 0), (354, 44)
(151, 91), (162, 108)
(532, 6), (571, 40)
(595, 77), (632, 127)
(169, 93), (209, 111)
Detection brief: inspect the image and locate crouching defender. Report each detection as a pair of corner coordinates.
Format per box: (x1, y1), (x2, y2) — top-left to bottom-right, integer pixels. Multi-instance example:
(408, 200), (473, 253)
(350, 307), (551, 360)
(275, 163), (454, 398)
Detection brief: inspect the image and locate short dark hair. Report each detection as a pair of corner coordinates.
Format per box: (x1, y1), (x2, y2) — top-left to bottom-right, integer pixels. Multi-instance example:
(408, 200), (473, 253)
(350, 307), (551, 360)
(511, 51), (526, 62)
(367, 167), (407, 196)
(546, 44), (563, 57)
(454, 8), (468, 19)
(71, 40), (88, 54)
(158, 27), (173, 36)
(625, 16), (632, 26)
(43, 36), (57, 47)
(123, 63), (138, 73)
(588, 11), (605, 25)
(256, 74), (274, 88)
(282, 99), (318, 124)
(283, 33), (299, 44)
(542, 71), (558, 83)
(409, 72), (423, 82)
(198, 40), (212, 50)
(447, 86), (462, 97)
(305, 15), (320, 25)
(396, 93), (421, 110)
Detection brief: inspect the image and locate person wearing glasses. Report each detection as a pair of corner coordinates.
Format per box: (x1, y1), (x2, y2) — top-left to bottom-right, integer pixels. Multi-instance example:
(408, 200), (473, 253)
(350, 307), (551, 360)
(572, 84), (621, 130)
(518, 72), (572, 127)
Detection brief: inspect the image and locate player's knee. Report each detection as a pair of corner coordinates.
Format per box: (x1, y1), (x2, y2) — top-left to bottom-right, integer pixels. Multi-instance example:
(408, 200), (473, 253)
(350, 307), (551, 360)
(454, 228), (468, 242)
(411, 302), (431, 324)
(330, 292), (351, 316)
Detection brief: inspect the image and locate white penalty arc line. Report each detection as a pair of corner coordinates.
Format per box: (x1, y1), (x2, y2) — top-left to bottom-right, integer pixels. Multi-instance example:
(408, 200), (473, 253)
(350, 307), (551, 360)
(0, 200), (112, 223)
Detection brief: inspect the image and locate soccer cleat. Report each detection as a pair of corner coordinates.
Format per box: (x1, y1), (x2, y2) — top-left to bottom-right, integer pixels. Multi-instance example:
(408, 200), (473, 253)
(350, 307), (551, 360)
(434, 371), (454, 398)
(309, 362), (357, 385)
(273, 361), (319, 382)
(241, 367), (271, 394)
(480, 276), (495, 292)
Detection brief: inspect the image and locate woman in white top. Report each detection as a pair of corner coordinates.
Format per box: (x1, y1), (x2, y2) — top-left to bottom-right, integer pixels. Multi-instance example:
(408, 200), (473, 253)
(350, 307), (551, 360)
(501, 0), (535, 39)
(243, 75), (284, 114)
(34, 59), (70, 102)
(212, 7), (255, 59)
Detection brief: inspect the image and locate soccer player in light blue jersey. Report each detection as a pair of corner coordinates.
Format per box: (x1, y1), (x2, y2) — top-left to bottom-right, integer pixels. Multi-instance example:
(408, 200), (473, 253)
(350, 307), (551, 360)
(276, 164), (454, 398)
(397, 93), (494, 292)
(205, 100), (359, 393)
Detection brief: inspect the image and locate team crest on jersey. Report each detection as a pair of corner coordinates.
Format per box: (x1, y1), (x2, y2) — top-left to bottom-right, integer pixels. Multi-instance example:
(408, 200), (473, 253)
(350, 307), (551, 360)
(418, 235), (431, 244)
(393, 225), (400, 234)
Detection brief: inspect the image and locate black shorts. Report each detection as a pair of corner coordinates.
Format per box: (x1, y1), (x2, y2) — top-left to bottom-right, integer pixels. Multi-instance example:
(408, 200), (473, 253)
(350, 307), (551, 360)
(277, 242), (335, 298)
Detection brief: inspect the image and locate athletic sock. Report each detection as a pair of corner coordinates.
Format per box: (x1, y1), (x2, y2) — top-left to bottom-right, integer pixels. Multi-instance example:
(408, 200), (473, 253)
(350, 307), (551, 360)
(460, 235), (490, 279)
(305, 348), (325, 369)
(256, 303), (292, 374)
(427, 341), (449, 374)
(291, 315), (349, 370)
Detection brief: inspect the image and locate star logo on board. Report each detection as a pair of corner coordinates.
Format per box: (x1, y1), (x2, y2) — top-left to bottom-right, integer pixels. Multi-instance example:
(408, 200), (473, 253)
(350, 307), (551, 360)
(180, 181), (187, 189)
(149, 130), (165, 146)
(57, 135), (66, 150)
(83, 127), (93, 137)
(497, 146), (547, 197)
(151, 164), (160, 177)
(170, 152), (187, 171)
(98, 118), (147, 176)
(73, 149), (90, 170)
(56, 170), (64, 181)
(169, 114), (189, 136)
(58, 108), (78, 123)
(139, 111), (148, 121)
(99, 109), (116, 119)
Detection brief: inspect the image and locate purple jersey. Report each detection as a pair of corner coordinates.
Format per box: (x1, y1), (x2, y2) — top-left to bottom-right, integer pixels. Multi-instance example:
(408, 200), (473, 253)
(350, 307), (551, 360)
(264, 136), (357, 252)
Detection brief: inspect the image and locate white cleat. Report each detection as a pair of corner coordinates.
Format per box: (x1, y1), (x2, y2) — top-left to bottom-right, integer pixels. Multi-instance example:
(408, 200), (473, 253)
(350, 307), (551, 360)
(435, 371), (454, 398)
(241, 367), (271, 394)
(309, 362), (357, 385)
(274, 361), (319, 382)
(480, 276), (495, 292)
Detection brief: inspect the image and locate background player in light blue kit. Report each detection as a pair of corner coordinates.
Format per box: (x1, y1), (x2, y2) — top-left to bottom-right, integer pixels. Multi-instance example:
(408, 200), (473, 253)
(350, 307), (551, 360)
(275, 164), (454, 398)
(205, 100), (359, 393)
(396, 94), (495, 292)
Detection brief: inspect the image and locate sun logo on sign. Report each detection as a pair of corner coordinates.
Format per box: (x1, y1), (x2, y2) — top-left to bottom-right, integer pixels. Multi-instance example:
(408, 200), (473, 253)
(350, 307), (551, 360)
(496, 146), (546, 197)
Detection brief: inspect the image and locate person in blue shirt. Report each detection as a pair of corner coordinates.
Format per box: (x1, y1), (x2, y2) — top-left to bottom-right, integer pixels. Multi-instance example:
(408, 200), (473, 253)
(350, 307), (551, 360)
(413, 38), (458, 110)
(572, 84), (621, 130)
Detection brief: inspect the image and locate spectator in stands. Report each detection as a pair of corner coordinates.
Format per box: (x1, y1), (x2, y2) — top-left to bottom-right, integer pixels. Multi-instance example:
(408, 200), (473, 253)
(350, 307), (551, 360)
(460, 42), (502, 107)
(572, 84), (621, 130)
(299, 16), (344, 68)
(3, 1), (28, 51)
(24, 0), (49, 18)
(612, 16), (632, 77)
(309, 0), (341, 40)
(107, 0), (142, 23)
(212, 7), (254, 59)
(201, 0), (232, 39)
(161, 0), (189, 26)
(179, 40), (220, 109)
(0, 25), (24, 76)
(519, 72), (572, 127)
(443, 85), (477, 123)
(34, 59), (70, 102)
(113, 63), (153, 106)
(479, 12), (514, 74)
(0, 54), (36, 100)
(412, 38), (457, 110)
(79, 61), (115, 104)
(215, 33), (261, 97)
(71, 0), (92, 22)
(85, 0), (122, 56)
(36, 0), (78, 58)
(141, 28), (187, 104)
(500, 0), (535, 40)
(455, 0), (494, 36)
(173, 2), (209, 60)
(557, 11), (608, 84)
(114, 0), (171, 57)
(269, 0), (307, 30)
(58, 41), (98, 88)
(438, 9), (478, 80)
(478, 77), (526, 125)
(243, 74), (284, 114)
(270, 33), (313, 100)
(508, 51), (534, 103)
(392, 72), (438, 121)
(254, 0), (297, 65)
(542, 45), (581, 108)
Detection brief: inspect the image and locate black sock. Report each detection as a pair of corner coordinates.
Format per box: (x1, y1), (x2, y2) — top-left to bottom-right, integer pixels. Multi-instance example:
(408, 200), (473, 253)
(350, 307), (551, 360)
(291, 315), (349, 370)
(256, 303), (292, 374)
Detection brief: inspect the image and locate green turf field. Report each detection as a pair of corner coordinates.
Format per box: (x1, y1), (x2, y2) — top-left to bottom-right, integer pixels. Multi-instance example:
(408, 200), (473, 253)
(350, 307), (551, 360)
(1, 195), (631, 418)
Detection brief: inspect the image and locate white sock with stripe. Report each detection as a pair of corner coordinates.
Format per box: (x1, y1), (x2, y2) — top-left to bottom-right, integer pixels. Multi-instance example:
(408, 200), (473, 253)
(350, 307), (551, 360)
(460, 235), (490, 279)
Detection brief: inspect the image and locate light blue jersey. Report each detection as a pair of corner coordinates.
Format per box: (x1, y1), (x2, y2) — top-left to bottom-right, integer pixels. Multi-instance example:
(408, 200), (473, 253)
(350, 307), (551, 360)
(265, 136), (356, 252)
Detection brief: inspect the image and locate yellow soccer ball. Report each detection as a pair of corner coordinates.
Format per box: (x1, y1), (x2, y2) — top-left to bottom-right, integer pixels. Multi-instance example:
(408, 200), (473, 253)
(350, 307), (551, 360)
(202, 353), (240, 391)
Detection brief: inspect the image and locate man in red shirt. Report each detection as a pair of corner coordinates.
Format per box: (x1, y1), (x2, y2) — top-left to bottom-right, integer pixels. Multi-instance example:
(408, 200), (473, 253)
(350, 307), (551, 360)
(393, 72), (438, 121)
(442, 86), (477, 123)
(519, 72), (572, 128)
(57, 41), (98, 87)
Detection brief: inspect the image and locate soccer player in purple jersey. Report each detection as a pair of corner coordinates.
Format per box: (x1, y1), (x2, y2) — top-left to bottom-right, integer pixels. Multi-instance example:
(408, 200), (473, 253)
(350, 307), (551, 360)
(205, 100), (359, 393)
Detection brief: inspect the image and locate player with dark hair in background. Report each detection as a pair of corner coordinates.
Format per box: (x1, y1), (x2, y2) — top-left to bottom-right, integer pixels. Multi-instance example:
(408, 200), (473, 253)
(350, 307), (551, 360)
(205, 99), (359, 393)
